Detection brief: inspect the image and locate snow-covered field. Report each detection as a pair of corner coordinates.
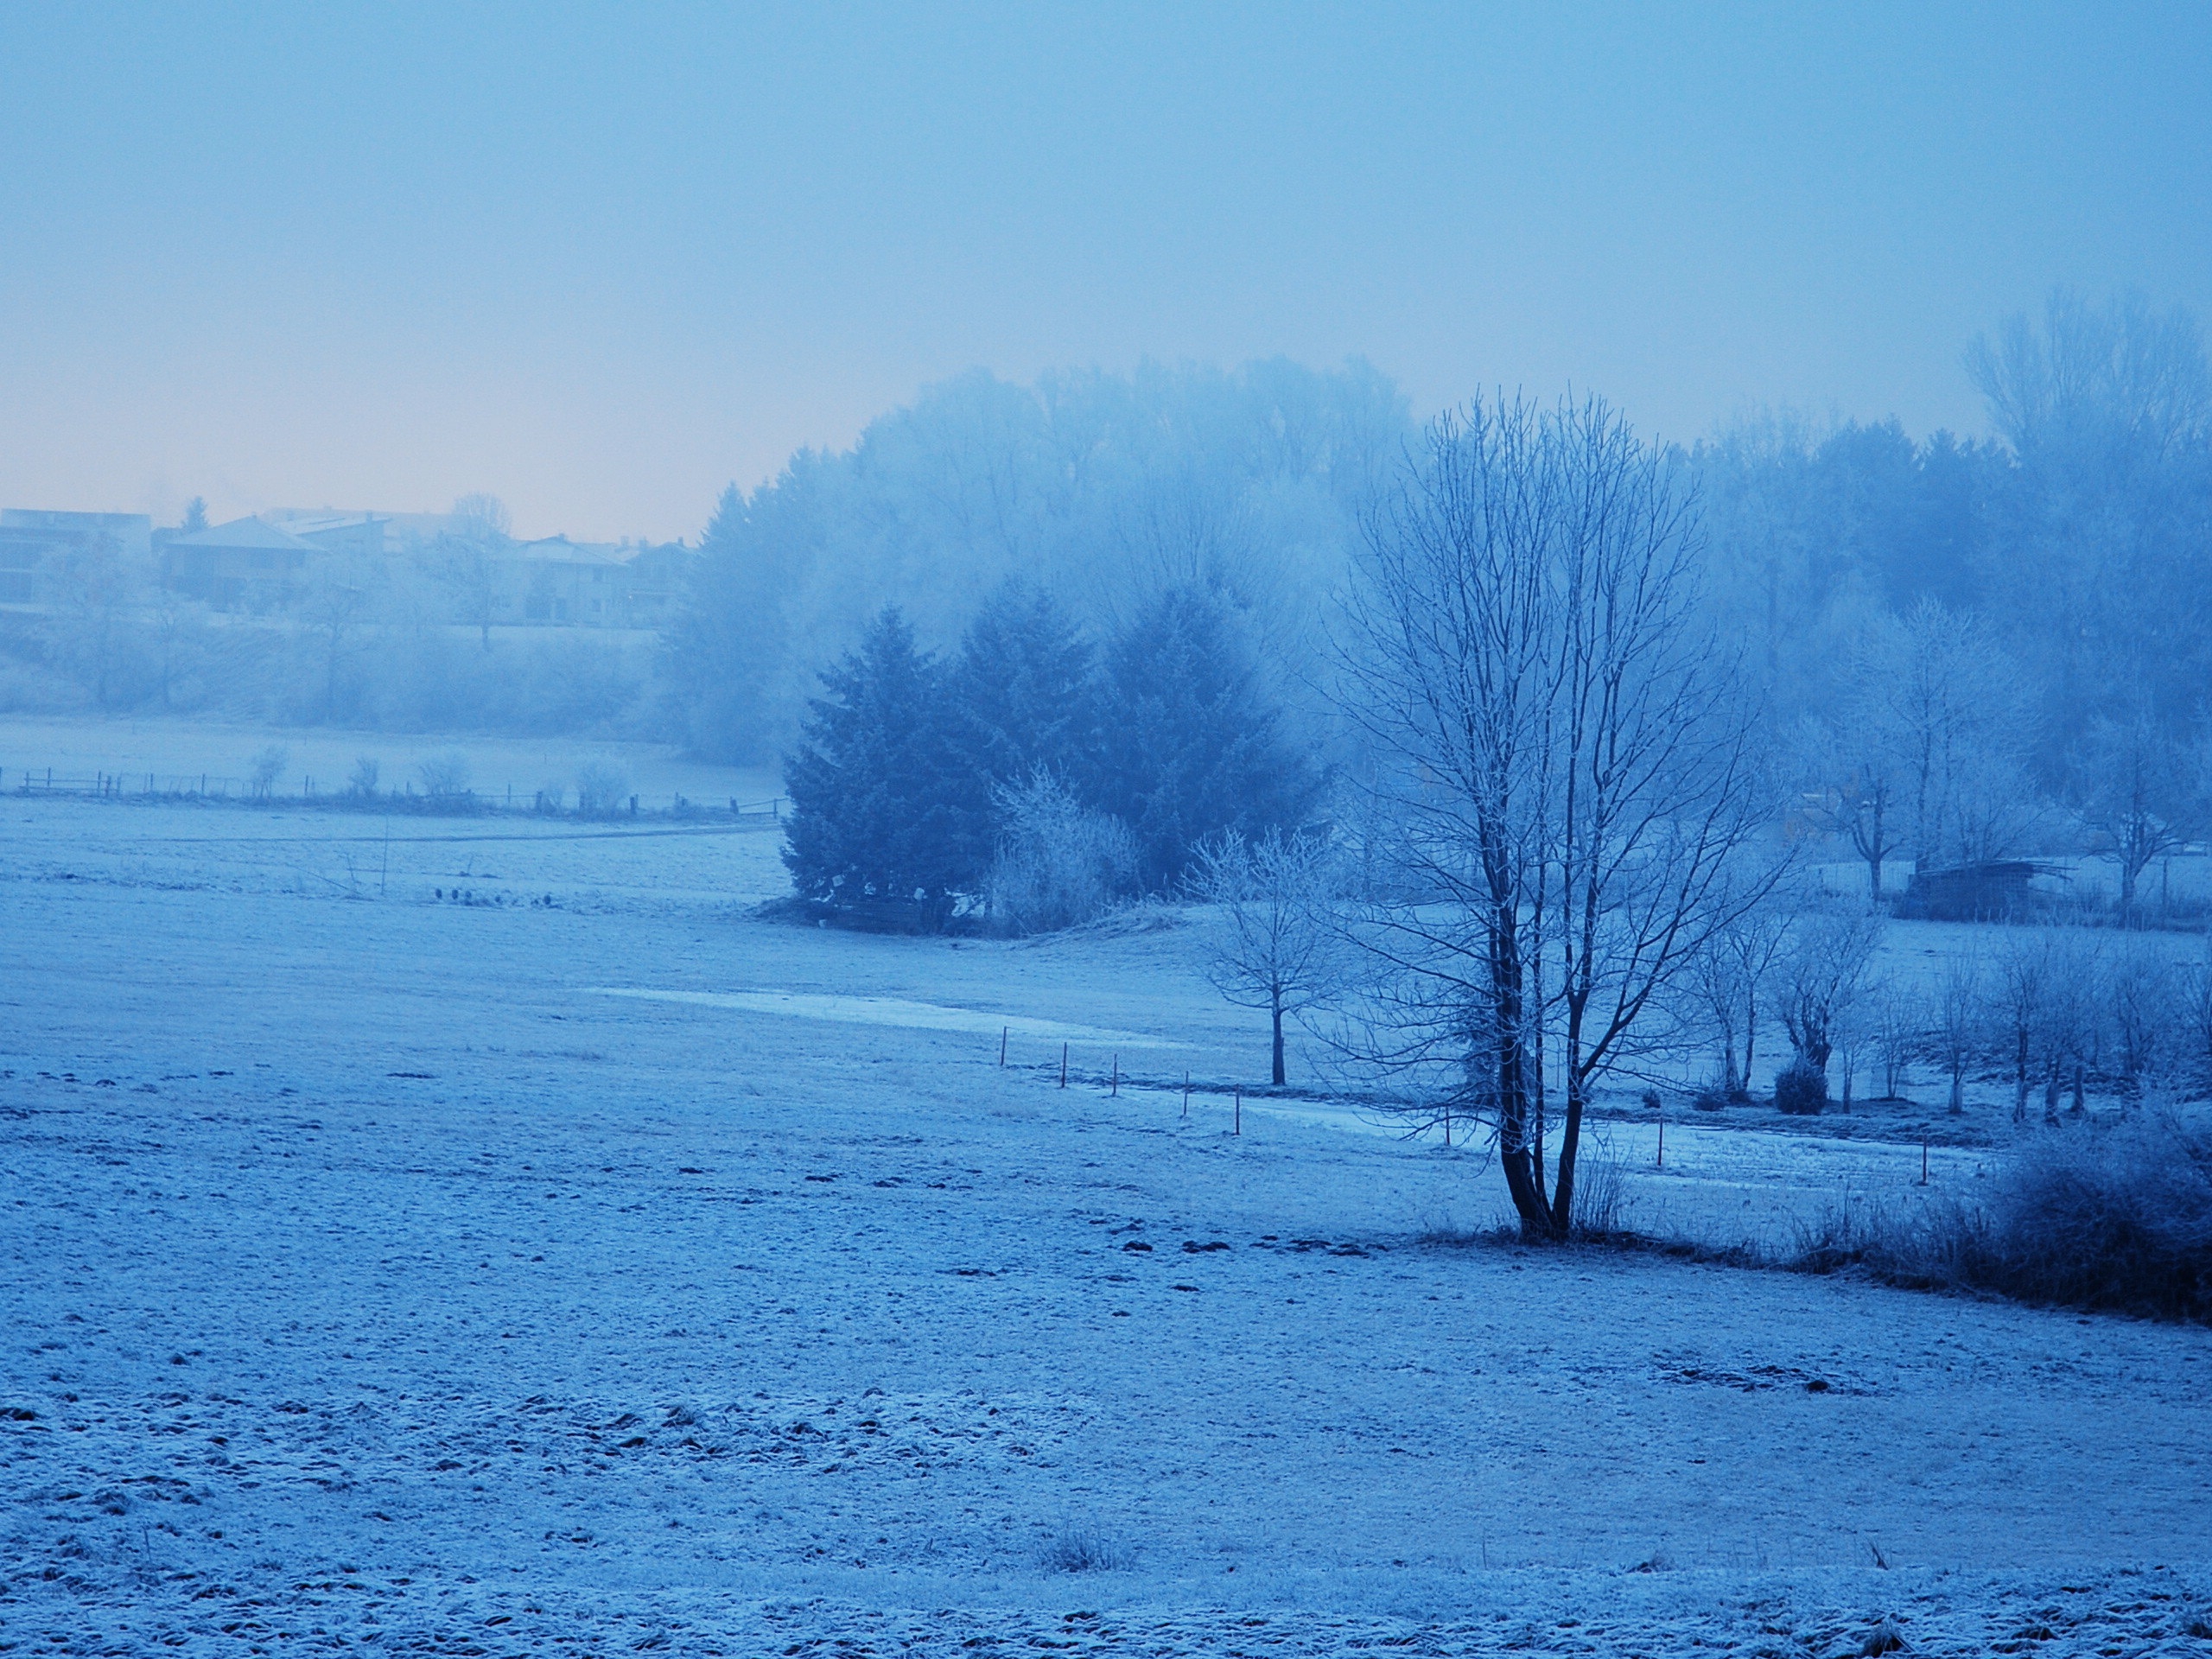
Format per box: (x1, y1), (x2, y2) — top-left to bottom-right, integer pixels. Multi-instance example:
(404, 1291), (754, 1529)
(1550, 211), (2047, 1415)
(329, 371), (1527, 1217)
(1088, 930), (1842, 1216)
(5, 789), (2211, 1655)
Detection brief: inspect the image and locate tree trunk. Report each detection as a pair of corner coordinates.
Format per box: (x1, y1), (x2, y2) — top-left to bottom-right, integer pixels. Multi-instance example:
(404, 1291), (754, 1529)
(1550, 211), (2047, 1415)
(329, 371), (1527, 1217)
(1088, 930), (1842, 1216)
(1864, 787), (1887, 911)
(1548, 1066), (1588, 1241)
(1490, 917), (1548, 1238)
(1270, 994), (1286, 1088)
(1548, 931), (1595, 1241)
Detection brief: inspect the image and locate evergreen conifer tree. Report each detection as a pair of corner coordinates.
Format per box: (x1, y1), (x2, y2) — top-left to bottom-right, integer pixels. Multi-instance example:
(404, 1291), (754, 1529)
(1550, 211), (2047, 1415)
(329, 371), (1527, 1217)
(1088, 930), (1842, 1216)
(1095, 584), (1318, 888)
(782, 608), (992, 925)
(951, 582), (1100, 791)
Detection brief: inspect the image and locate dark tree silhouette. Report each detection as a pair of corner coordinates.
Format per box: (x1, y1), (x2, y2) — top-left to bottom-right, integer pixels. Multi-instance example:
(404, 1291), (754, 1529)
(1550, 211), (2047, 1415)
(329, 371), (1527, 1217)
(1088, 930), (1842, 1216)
(782, 608), (992, 928)
(1093, 583), (1317, 890)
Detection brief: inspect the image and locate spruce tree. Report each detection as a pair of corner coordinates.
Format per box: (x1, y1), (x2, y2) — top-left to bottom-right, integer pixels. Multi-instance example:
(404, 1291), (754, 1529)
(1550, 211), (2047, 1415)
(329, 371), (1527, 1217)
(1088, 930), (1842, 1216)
(782, 608), (992, 926)
(951, 582), (1101, 791)
(1094, 584), (1318, 888)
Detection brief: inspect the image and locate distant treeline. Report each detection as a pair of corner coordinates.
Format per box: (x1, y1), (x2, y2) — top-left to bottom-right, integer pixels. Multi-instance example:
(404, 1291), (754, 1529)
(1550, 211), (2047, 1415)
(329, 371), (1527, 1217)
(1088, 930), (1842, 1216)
(0, 605), (651, 736)
(661, 359), (1405, 770)
(8, 291), (2205, 818)
(666, 294), (2212, 896)
(1698, 292), (2212, 776)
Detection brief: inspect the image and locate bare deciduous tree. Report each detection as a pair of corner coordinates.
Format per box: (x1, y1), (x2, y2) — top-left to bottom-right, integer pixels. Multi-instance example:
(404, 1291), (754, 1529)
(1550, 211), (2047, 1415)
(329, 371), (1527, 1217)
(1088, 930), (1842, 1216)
(299, 549), (382, 720)
(440, 493), (512, 649)
(1999, 929), (2101, 1123)
(2037, 932), (2101, 1122)
(1777, 906), (1883, 1079)
(2184, 950), (2212, 1093)
(1931, 957), (1984, 1116)
(1997, 931), (2053, 1124)
(53, 529), (142, 711)
(1885, 598), (2037, 869)
(1796, 711), (1904, 912)
(416, 750), (473, 800)
(1869, 979), (1919, 1103)
(1334, 393), (1781, 1240)
(2106, 936), (2179, 1100)
(249, 745), (288, 800)
(1684, 887), (1788, 1099)
(2073, 710), (2203, 927)
(145, 581), (207, 712)
(1185, 828), (1340, 1086)
(1803, 600), (2036, 904)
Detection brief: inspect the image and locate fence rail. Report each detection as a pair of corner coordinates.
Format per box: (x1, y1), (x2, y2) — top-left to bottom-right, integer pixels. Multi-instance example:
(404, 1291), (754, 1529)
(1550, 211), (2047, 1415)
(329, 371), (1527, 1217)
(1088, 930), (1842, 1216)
(6, 765), (784, 823)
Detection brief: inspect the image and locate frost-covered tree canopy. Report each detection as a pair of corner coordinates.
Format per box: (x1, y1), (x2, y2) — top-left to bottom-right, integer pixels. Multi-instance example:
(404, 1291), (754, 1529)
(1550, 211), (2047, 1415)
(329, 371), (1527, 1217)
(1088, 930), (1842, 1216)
(664, 358), (1408, 764)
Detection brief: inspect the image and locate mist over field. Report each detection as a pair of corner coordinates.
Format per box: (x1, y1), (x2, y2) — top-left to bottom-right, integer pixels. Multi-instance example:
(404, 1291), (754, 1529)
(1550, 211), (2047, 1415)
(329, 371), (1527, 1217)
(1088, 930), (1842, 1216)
(4, 8), (2212, 1656)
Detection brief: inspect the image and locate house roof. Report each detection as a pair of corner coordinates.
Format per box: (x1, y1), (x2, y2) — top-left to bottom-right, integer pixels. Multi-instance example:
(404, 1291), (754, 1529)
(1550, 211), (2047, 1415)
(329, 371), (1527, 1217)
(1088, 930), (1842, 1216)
(501, 536), (629, 567)
(170, 516), (320, 552)
(266, 512), (385, 537)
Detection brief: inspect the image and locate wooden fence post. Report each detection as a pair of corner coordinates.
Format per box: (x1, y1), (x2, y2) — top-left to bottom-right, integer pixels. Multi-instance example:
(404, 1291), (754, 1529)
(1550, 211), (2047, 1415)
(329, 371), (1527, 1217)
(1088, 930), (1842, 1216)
(1059, 1043), (1068, 1089)
(1234, 1086), (1241, 1136)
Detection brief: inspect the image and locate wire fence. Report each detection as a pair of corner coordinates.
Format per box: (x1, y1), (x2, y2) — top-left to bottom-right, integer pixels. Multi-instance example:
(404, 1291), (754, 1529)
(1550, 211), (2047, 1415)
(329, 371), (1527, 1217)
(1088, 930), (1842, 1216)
(4, 764), (785, 823)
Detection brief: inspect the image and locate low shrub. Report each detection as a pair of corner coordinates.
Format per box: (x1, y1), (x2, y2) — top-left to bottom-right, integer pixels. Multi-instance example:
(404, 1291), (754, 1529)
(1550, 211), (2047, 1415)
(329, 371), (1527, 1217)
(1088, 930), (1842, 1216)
(1038, 1527), (1129, 1573)
(248, 744), (288, 798)
(1795, 1112), (2212, 1321)
(574, 762), (630, 817)
(1569, 1146), (1629, 1240)
(983, 769), (1137, 936)
(416, 749), (472, 799)
(1773, 1058), (1828, 1116)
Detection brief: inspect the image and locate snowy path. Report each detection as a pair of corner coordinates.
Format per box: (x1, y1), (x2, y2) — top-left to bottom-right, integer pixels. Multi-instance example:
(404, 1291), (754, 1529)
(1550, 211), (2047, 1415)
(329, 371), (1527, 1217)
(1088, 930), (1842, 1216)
(588, 985), (1192, 1046)
(3, 798), (2209, 1653)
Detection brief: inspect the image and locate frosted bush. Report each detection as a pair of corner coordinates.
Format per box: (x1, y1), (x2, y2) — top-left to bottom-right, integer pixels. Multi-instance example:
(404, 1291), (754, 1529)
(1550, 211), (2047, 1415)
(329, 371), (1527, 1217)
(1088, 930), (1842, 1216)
(248, 745), (288, 798)
(1797, 1112), (2212, 1320)
(416, 750), (472, 799)
(575, 762), (630, 817)
(1038, 1526), (1129, 1573)
(983, 769), (1137, 935)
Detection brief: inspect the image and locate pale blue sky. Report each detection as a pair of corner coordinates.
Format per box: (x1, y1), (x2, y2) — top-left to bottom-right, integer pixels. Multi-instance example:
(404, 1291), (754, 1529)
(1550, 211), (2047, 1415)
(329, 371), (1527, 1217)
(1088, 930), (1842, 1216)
(2, 3), (2206, 540)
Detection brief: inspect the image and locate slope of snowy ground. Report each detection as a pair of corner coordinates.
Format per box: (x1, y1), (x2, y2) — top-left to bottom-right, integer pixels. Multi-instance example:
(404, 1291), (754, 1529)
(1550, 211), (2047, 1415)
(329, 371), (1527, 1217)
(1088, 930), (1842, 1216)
(3, 796), (2210, 1655)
